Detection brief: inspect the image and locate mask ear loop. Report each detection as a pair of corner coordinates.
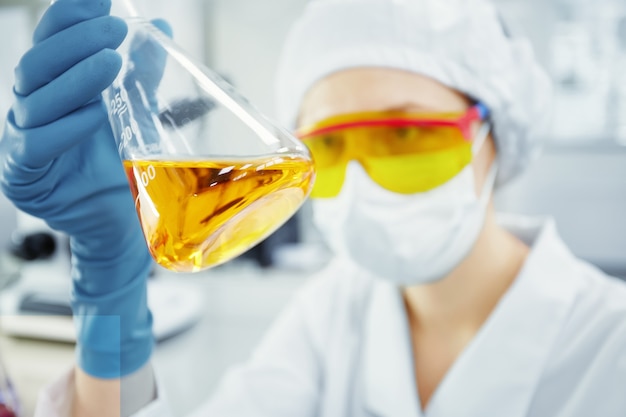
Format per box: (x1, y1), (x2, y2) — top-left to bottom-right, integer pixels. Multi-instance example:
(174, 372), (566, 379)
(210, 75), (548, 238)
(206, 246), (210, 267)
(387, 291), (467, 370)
(471, 121), (491, 154)
(474, 121), (498, 204)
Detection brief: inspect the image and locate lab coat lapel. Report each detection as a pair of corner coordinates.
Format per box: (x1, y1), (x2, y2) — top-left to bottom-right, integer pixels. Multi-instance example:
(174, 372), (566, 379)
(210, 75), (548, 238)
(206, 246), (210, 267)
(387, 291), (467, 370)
(363, 280), (423, 417)
(426, 218), (583, 417)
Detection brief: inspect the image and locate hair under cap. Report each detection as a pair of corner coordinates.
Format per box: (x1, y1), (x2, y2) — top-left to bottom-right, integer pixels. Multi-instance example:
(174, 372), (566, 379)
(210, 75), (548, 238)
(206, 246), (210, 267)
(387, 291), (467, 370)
(274, 0), (553, 186)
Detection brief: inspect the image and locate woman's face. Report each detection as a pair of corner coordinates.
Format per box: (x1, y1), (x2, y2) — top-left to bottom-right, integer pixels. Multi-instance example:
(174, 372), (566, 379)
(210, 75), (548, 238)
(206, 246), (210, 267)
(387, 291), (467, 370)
(297, 67), (496, 194)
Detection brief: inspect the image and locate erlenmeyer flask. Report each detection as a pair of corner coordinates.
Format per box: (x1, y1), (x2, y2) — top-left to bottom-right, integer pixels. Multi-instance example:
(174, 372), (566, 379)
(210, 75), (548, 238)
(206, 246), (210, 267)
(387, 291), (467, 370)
(104, 3), (315, 273)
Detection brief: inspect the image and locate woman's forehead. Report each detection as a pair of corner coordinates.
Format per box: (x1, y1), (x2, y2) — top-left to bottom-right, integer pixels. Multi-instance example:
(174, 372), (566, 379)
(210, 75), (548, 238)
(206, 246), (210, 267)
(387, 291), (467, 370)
(297, 67), (471, 128)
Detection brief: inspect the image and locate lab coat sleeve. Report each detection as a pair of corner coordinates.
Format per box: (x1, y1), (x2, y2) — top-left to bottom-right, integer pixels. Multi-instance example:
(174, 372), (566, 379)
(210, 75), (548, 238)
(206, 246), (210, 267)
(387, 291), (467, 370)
(188, 282), (324, 417)
(33, 366), (173, 417)
(34, 277), (326, 417)
(33, 369), (74, 417)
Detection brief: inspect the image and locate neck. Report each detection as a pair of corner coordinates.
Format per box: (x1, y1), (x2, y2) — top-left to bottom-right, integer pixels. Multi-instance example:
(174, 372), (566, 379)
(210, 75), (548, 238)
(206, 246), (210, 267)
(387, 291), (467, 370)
(403, 207), (529, 333)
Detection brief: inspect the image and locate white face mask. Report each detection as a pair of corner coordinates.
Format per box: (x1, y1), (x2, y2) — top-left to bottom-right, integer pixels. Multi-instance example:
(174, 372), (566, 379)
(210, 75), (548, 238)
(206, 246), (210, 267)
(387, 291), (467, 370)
(312, 124), (497, 285)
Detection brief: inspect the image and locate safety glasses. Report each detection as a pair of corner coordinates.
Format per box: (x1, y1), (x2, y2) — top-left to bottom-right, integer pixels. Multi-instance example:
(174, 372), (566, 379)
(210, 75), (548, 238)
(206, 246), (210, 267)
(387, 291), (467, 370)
(297, 103), (489, 198)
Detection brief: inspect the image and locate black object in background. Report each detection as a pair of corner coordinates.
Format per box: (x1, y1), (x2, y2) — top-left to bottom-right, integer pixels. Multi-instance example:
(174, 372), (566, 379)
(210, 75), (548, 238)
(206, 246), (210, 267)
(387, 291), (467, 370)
(9, 232), (56, 261)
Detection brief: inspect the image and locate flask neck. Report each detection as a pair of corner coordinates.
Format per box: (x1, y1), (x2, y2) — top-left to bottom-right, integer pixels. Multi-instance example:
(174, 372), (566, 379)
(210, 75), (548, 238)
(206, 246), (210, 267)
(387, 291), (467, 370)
(110, 0), (143, 19)
(48, 0), (142, 17)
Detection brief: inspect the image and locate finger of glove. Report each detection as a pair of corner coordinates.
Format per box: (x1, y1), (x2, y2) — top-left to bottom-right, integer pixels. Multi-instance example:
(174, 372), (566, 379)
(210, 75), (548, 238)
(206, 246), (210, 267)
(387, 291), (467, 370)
(33, 0), (112, 44)
(13, 49), (121, 129)
(150, 19), (173, 39)
(15, 16), (127, 97)
(1, 101), (107, 186)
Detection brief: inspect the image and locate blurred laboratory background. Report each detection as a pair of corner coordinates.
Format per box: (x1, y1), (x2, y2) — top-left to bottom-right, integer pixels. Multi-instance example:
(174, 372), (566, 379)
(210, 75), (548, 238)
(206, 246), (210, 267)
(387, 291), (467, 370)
(0, 0), (625, 415)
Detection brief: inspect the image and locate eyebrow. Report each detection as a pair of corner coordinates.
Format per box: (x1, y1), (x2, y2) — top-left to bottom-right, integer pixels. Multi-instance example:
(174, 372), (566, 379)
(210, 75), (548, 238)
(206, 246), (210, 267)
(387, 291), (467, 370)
(297, 101), (469, 129)
(384, 101), (472, 113)
(383, 102), (438, 112)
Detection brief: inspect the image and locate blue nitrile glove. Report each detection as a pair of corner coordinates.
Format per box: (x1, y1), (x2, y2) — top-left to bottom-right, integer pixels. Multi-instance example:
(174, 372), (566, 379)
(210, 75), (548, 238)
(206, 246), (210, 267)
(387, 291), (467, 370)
(0, 0), (168, 379)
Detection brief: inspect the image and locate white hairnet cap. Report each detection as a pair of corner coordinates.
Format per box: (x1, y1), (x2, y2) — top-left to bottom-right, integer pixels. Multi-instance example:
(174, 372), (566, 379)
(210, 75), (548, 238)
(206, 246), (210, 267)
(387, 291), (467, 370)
(275, 0), (553, 186)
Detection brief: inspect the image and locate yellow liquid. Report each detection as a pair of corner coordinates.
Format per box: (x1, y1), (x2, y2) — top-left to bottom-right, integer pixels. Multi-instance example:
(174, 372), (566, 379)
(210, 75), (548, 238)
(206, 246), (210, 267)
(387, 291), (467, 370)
(124, 155), (315, 272)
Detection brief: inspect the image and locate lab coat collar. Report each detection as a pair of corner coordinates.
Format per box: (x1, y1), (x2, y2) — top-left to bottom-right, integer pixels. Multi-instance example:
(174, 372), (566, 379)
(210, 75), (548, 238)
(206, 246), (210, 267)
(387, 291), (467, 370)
(362, 216), (583, 417)
(362, 278), (423, 417)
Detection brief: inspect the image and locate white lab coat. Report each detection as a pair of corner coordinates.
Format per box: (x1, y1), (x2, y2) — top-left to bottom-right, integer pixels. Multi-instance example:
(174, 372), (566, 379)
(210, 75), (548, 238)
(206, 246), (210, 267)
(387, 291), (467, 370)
(35, 216), (626, 417)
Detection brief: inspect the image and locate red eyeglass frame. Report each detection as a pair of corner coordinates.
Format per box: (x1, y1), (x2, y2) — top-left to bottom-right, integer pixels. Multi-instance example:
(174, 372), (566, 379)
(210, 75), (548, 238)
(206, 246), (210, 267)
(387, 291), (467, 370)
(297, 103), (489, 142)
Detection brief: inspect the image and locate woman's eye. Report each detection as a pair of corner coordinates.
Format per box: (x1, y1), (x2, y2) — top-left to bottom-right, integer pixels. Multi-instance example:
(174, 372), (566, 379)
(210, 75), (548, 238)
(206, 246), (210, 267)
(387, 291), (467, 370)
(395, 127), (416, 139)
(395, 127), (417, 140)
(322, 135), (339, 147)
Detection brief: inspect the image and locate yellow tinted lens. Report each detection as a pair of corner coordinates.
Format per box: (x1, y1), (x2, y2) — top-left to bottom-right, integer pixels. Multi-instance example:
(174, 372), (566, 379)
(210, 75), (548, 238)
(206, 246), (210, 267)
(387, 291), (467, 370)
(358, 125), (472, 193)
(366, 125), (466, 155)
(303, 134), (348, 198)
(365, 143), (472, 193)
(303, 134), (345, 168)
(299, 115), (474, 196)
(309, 164), (346, 198)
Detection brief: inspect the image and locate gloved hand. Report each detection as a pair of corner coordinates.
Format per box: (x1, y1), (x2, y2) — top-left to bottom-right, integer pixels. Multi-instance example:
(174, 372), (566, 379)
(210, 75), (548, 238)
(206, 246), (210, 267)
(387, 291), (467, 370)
(0, 0), (157, 379)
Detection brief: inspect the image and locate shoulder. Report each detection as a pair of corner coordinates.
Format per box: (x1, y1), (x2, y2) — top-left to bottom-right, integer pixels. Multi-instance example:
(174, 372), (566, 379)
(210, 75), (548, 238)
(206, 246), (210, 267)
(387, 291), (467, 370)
(521, 218), (626, 344)
(297, 257), (376, 300)
(294, 257), (378, 318)
(568, 261), (626, 335)
(535, 262), (626, 412)
(551, 259), (626, 370)
(289, 257), (378, 346)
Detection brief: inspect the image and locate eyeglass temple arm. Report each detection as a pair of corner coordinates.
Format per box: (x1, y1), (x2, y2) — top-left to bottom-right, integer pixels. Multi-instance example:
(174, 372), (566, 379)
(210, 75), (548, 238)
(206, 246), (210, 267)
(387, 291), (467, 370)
(459, 102), (490, 140)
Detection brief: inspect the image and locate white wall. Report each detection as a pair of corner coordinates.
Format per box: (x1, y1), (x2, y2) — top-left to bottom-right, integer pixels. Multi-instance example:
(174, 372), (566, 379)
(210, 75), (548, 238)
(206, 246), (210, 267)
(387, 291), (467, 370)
(208, 0), (308, 118)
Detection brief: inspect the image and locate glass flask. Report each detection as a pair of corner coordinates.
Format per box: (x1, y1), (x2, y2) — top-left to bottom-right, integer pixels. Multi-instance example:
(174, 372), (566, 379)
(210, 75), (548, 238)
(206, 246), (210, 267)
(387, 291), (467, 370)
(103, 2), (315, 273)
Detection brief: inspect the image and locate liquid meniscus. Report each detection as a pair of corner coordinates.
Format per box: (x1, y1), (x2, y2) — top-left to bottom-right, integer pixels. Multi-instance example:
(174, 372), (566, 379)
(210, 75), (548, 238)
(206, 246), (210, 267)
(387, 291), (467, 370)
(124, 155), (315, 272)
